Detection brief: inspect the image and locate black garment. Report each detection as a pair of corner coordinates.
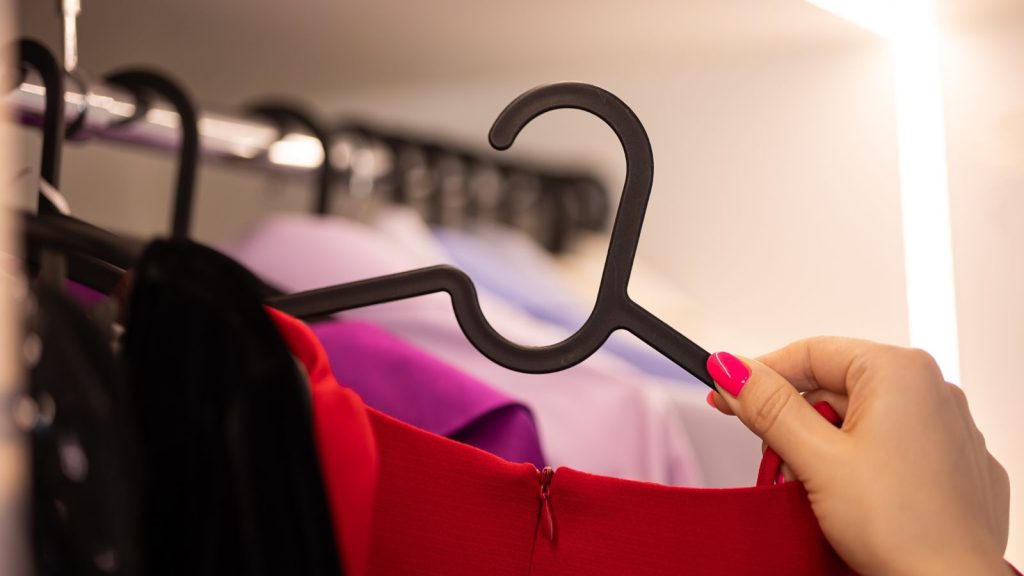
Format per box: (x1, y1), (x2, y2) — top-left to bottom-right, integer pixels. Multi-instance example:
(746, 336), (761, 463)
(122, 240), (340, 576)
(29, 286), (141, 576)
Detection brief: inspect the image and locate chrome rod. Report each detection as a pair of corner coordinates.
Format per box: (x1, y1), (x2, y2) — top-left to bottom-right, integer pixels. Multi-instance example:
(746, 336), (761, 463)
(8, 70), (324, 172)
(5, 69), (603, 206)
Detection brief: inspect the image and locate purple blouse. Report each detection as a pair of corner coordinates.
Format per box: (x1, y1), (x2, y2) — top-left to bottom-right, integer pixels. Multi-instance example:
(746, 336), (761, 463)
(311, 319), (546, 468)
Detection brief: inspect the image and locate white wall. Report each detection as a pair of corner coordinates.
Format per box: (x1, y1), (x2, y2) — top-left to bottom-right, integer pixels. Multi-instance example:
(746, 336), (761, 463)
(942, 14), (1024, 564)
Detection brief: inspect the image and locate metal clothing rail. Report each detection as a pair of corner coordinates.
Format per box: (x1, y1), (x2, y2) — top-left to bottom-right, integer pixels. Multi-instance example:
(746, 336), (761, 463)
(5, 68), (611, 237)
(8, 69), (326, 172)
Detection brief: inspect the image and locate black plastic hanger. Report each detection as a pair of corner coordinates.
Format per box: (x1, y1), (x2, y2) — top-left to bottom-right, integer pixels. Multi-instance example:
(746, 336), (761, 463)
(538, 173), (613, 253)
(270, 82), (714, 387)
(427, 147), (469, 227)
(17, 39), (141, 293)
(551, 174), (610, 234)
(105, 68), (199, 239)
(18, 38), (70, 289)
(460, 157), (498, 224)
(537, 175), (576, 254)
(575, 175), (612, 232)
(19, 38), (65, 213)
(18, 39), (129, 291)
(247, 102), (335, 215)
(328, 122), (395, 205)
(22, 212), (142, 267)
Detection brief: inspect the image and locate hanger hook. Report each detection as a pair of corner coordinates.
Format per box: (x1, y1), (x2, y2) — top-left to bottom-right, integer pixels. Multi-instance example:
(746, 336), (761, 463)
(489, 82), (712, 384)
(18, 39), (66, 208)
(489, 82), (652, 303)
(104, 69), (200, 239)
(272, 83), (713, 386)
(246, 102), (334, 215)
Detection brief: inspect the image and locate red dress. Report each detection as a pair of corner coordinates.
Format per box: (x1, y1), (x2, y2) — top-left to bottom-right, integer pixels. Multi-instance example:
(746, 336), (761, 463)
(268, 308), (855, 575)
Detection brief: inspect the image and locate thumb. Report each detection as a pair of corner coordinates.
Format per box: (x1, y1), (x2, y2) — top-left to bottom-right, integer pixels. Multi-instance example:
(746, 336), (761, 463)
(708, 351), (844, 478)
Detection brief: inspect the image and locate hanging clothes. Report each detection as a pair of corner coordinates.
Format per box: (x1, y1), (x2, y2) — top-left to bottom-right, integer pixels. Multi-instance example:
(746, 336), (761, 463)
(122, 240), (343, 576)
(266, 310), (379, 576)
(220, 206), (546, 467)
(269, 307), (855, 576)
(28, 286), (141, 576)
(311, 319), (545, 467)
(221, 213), (702, 486)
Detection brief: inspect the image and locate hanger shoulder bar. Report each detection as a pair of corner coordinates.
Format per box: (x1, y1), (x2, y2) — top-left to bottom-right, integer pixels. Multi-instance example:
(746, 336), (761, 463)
(21, 212), (142, 268)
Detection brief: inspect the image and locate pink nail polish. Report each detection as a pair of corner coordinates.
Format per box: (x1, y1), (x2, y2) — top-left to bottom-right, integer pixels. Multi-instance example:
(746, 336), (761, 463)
(707, 352), (750, 397)
(775, 471), (786, 485)
(705, 391), (716, 408)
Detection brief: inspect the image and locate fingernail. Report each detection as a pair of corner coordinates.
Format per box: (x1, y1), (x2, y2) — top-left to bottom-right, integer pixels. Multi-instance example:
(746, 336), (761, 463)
(707, 352), (750, 397)
(775, 471), (786, 485)
(705, 390), (716, 408)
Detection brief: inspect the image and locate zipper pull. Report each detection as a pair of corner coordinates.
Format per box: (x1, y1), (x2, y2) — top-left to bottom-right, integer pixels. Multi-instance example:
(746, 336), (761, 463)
(538, 466), (555, 542)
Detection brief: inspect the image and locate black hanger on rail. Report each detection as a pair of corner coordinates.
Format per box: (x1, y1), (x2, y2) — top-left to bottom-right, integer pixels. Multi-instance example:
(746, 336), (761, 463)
(269, 82), (714, 387)
(17, 38), (135, 292)
(105, 68), (199, 239)
(18, 38), (68, 289)
(539, 173), (613, 253)
(19, 38), (65, 213)
(581, 175), (612, 231)
(16, 40), (143, 575)
(23, 212), (142, 266)
(248, 102), (335, 215)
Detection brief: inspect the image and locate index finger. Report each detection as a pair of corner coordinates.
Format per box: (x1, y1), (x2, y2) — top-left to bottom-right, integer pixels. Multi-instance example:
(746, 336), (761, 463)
(756, 336), (922, 396)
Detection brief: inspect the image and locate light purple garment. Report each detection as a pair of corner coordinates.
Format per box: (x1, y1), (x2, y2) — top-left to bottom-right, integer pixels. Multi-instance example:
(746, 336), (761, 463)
(433, 227), (703, 385)
(220, 214), (702, 486)
(311, 319), (545, 467)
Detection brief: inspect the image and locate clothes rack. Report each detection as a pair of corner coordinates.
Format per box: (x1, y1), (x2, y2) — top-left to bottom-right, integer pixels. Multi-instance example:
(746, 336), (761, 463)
(6, 70), (612, 192)
(9, 69), (321, 172)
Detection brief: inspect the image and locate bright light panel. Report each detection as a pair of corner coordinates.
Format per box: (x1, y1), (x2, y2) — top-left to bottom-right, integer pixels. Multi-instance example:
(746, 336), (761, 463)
(267, 134), (324, 168)
(807, 0), (961, 382)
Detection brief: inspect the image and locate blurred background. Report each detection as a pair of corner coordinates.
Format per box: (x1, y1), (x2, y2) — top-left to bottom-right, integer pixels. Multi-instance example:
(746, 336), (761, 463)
(2, 0), (1022, 564)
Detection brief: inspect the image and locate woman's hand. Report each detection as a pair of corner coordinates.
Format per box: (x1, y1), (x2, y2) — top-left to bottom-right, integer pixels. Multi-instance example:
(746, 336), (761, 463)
(706, 338), (1012, 576)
